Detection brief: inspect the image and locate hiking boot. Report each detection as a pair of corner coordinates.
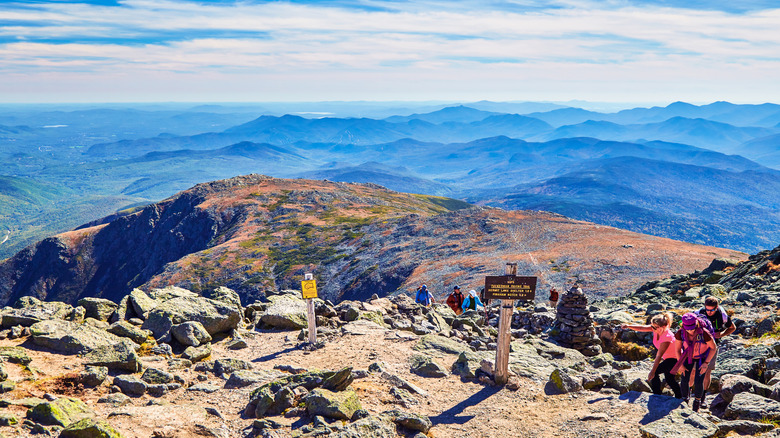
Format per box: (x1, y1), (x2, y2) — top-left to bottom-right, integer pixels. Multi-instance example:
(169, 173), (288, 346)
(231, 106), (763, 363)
(700, 393), (708, 409)
(692, 398), (701, 412)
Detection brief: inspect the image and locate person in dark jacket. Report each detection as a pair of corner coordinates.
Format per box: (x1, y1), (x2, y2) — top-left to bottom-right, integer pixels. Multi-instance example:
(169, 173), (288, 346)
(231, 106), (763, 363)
(695, 295), (736, 407)
(446, 285), (465, 315)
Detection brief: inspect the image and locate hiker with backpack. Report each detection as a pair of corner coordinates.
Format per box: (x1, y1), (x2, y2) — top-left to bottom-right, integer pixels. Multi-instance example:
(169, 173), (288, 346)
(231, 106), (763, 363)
(415, 284), (435, 307)
(620, 312), (682, 399)
(671, 312), (717, 412)
(446, 285), (465, 315)
(695, 295), (736, 405)
(462, 289), (484, 312)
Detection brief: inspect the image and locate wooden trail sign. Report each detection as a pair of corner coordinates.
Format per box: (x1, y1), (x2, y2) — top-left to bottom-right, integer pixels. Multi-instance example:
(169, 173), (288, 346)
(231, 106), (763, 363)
(302, 273), (317, 344)
(492, 264), (538, 385)
(484, 275), (537, 301)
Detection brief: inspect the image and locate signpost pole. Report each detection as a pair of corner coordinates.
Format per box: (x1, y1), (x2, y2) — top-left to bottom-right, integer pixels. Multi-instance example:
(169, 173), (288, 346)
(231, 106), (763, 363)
(302, 273), (317, 344)
(494, 263), (517, 385)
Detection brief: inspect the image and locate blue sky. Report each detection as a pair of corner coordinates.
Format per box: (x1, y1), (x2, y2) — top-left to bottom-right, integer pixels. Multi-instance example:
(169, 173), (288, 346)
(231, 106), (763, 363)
(1, 0), (779, 104)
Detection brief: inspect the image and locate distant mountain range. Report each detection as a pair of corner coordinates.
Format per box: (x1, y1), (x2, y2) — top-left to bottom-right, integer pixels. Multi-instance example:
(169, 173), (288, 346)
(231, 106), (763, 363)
(1, 100), (779, 258)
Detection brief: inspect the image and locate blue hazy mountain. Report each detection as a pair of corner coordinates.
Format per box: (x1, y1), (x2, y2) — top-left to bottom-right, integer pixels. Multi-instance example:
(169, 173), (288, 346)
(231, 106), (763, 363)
(3, 101), (780, 258)
(538, 117), (776, 153)
(470, 156), (780, 251)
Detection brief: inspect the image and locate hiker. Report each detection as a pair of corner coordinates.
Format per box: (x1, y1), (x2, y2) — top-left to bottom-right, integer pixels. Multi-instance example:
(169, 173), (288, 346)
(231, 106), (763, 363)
(620, 312), (682, 398)
(415, 284), (435, 307)
(548, 287), (559, 308)
(671, 312), (717, 412)
(446, 285), (465, 315)
(695, 295), (736, 406)
(462, 289), (484, 312)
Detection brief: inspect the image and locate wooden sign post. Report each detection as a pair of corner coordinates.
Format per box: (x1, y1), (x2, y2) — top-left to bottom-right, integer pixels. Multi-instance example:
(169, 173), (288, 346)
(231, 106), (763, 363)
(484, 263), (537, 385)
(301, 273), (318, 344)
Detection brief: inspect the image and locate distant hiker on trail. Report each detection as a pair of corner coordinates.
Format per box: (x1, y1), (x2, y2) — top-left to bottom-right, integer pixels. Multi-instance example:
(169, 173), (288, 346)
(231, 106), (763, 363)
(462, 289), (484, 312)
(621, 312), (682, 399)
(548, 287), (559, 308)
(672, 312), (717, 412)
(415, 284), (435, 307)
(446, 285), (465, 315)
(695, 295), (736, 407)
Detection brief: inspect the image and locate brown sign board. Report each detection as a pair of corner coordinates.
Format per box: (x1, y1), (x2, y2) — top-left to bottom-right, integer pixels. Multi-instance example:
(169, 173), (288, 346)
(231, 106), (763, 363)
(484, 275), (537, 300)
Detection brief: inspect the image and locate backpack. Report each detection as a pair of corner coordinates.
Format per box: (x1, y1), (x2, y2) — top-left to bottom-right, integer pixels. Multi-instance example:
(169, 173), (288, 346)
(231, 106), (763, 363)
(696, 306), (728, 331)
(693, 313), (716, 339)
(415, 288), (429, 305)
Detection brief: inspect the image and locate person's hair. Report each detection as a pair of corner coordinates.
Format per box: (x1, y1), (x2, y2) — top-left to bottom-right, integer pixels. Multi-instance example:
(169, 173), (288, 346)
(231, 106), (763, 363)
(650, 312), (672, 328)
(704, 296), (719, 307)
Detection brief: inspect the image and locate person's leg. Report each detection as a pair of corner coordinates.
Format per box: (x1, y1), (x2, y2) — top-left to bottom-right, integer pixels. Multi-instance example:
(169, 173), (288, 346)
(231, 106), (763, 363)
(658, 358), (682, 398)
(650, 372), (663, 395)
(692, 362), (707, 411)
(681, 366), (692, 401)
(703, 347), (718, 392)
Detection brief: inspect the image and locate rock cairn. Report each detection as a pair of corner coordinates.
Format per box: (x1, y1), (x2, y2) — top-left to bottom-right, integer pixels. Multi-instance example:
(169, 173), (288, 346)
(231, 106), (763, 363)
(553, 287), (602, 356)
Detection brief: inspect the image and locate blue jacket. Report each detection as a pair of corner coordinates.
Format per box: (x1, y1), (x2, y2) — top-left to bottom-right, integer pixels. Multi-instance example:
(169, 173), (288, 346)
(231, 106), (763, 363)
(462, 295), (484, 311)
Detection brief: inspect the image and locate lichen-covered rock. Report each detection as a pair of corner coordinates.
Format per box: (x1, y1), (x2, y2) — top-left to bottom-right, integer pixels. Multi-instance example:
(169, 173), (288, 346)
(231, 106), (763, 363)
(380, 409), (433, 433)
(29, 320), (128, 355)
(128, 288), (158, 318)
(214, 358), (252, 377)
(260, 296), (308, 329)
(113, 375), (147, 397)
(182, 343), (211, 363)
(27, 397), (93, 426)
(141, 292), (241, 341)
(0, 346), (32, 365)
(409, 354), (448, 378)
(80, 366), (108, 387)
(1, 300), (73, 327)
(77, 298), (119, 322)
(305, 388), (362, 421)
(322, 367), (354, 391)
(106, 321), (151, 345)
(639, 408), (718, 438)
(60, 418), (124, 438)
(725, 392), (780, 421)
(550, 368), (583, 393)
(171, 321), (212, 347)
(141, 368), (174, 385)
(84, 341), (141, 372)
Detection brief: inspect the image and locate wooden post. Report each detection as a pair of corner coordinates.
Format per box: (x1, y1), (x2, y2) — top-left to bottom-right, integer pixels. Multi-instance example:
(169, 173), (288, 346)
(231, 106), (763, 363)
(494, 263), (517, 385)
(306, 298), (316, 344)
(303, 273), (317, 344)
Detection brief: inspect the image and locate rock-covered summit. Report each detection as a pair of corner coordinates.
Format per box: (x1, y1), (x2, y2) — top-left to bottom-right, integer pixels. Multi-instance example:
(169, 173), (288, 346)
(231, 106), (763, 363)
(0, 175), (745, 308)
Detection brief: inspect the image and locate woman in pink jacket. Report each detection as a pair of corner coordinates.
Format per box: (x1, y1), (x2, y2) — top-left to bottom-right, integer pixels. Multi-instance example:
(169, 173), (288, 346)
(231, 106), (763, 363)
(621, 312), (681, 398)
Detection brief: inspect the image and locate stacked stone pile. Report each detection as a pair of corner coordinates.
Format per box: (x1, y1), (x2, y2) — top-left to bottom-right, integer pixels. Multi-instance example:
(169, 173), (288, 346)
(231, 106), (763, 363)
(553, 287), (601, 356)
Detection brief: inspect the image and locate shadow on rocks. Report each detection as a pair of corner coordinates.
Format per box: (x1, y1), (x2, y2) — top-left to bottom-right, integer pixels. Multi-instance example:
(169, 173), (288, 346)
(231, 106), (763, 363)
(619, 391), (685, 425)
(428, 385), (502, 426)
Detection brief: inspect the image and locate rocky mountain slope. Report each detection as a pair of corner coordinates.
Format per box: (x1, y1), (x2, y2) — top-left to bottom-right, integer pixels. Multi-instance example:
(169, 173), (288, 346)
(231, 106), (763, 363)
(0, 175), (745, 308)
(1, 244), (779, 437)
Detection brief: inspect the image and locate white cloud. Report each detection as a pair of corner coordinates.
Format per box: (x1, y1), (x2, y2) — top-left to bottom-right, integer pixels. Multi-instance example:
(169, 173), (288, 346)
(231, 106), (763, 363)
(0, 0), (778, 102)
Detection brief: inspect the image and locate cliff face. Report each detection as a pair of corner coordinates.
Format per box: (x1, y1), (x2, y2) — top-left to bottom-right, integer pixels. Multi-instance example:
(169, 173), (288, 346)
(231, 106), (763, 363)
(0, 174), (746, 307)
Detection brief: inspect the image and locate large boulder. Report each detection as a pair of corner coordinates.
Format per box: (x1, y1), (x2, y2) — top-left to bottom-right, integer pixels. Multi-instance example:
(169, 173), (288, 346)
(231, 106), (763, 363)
(409, 354), (448, 378)
(304, 388), (362, 421)
(27, 397), (93, 427)
(30, 320), (131, 355)
(713, 342), (774, 384)
(60, 418), (124, 438)
(260, 296), (308, 329)
(106, 321), (151, 345)
(77, 298), (118, 322)
(171, 321), (212, 347)
(84, 342), (142, 372)
(128, 288), (158, 318)
(141, 291), (241, 341)
(639, 409), (718, 438)
(725, 392), (780, 421)
(1, 301), (73, 327)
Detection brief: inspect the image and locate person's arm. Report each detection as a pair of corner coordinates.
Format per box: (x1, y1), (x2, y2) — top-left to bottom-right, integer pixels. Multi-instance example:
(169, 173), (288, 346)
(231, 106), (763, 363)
(462, 297), (470, 310)
(620, 323), (653, 332)
(649, 341), (670, 380)
(700, 337), (717, 374)
(719, 318), (736, 338)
